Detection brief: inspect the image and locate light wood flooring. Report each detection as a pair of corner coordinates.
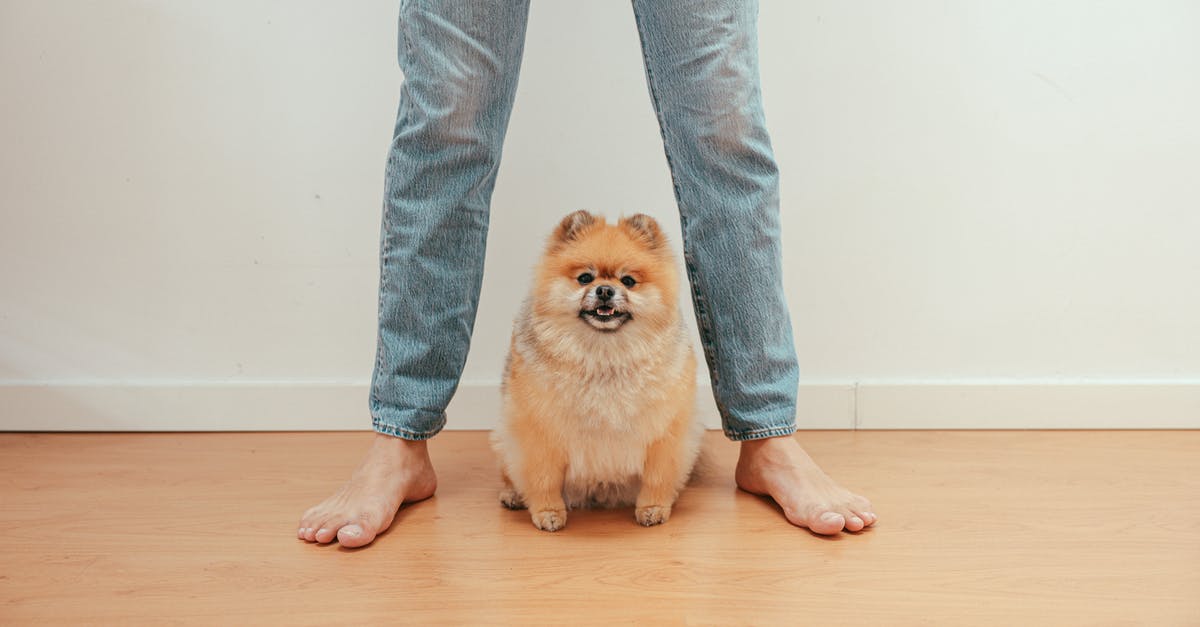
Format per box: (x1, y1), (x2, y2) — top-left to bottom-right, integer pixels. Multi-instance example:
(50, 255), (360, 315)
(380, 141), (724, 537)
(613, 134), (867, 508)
(1, 430), (1197, 625)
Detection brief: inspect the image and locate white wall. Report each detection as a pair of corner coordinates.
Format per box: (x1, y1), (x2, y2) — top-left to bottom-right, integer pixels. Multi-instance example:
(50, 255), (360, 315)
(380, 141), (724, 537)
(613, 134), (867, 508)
(2, 1), (1198, 430)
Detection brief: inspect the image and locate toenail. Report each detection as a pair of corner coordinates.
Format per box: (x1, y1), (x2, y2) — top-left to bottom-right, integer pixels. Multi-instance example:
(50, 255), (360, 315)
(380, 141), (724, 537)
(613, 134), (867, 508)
(317, 528), (328, 536)
(820, 512), (843, 522)
(341, 526), (361, 537)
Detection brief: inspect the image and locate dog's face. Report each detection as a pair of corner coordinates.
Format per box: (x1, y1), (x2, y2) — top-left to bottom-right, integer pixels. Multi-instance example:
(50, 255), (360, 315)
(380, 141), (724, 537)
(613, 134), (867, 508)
(531, 211), (679, 336)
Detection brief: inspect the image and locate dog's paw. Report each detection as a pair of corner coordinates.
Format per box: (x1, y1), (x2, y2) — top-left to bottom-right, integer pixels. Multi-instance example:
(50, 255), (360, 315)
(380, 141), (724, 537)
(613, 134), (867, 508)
(531, 509), (567, 532)
(499, 488), (527, 510)
(635, 504), (671, 526)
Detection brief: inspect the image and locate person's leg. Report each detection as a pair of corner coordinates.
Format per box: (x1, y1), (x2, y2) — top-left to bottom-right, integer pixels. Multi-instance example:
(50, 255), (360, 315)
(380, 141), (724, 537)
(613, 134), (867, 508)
(630, 0), (876, 534)
(299, 0), (532, 547)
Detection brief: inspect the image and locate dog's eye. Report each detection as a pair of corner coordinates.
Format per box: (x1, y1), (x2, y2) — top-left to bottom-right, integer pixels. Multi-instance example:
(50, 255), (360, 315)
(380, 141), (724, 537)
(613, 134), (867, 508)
(577, 273), (595, 285)
(620, 276), (637, 288)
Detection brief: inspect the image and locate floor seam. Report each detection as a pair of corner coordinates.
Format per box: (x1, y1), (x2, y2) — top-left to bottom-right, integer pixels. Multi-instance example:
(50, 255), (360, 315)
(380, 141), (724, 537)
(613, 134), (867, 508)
(852, 381), (860, 430)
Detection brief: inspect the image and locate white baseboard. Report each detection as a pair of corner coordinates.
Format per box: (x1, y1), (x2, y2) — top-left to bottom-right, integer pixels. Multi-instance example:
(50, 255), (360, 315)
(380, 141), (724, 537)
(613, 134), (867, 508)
(0, 381), (1196, 431)
(855, 383), (1200, 429)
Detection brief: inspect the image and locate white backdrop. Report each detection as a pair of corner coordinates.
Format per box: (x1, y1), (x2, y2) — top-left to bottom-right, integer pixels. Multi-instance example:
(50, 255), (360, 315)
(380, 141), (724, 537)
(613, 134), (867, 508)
(2, 1), (1198, 430)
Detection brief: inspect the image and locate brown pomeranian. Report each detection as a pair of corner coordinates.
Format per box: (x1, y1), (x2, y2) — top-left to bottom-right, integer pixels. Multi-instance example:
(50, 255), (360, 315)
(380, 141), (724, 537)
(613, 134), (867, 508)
(490, 210), (702, 532)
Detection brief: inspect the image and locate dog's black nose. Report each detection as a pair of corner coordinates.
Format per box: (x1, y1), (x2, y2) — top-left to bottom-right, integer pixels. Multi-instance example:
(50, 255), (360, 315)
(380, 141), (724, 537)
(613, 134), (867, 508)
(596, 285), (615, 301)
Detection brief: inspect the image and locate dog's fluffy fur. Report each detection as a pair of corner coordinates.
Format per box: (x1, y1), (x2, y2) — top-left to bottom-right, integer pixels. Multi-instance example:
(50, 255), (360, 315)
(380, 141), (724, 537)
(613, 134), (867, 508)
(490, 210), (702, 531)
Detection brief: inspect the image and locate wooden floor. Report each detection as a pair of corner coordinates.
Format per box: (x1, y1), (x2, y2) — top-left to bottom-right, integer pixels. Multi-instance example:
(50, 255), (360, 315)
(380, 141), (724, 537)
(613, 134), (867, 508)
(1, 430), (1197, 625)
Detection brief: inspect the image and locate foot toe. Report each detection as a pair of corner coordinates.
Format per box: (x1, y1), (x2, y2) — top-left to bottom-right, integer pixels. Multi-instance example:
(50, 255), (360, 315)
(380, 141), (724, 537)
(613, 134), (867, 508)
(307, 515), (339, 542)
(853, 509), (877, 527)
(337, 524), (376, 548)
(299, 509), (323, 535)
(801, 510), (846, 535)
(842, 512), (865, 532)
(314, 524), (342, 544)
(297, 519), (314, 540)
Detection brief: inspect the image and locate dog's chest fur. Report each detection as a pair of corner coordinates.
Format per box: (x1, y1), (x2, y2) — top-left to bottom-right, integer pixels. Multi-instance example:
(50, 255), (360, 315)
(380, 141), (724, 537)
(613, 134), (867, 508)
(499, 317), (690, 507)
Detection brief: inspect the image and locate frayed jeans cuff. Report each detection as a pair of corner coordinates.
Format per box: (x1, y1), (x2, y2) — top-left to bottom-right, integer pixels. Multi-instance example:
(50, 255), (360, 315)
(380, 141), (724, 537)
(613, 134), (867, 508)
(371, 418), (445, 441)
(724, 423), (798, 442)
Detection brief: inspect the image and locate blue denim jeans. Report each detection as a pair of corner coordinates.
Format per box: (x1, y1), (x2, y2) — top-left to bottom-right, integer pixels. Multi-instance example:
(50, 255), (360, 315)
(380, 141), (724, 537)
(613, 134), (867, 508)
(370, 0), (799, 442)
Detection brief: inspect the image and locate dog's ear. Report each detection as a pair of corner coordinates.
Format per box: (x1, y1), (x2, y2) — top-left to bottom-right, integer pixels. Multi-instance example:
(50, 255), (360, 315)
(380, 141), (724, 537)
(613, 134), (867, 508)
(618, 213), (665, 249)
(553, 210), (601, 244)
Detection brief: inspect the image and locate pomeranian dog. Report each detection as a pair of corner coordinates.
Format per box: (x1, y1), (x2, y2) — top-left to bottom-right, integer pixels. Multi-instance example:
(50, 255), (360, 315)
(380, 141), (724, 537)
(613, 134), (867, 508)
(490, 210), (703, 532)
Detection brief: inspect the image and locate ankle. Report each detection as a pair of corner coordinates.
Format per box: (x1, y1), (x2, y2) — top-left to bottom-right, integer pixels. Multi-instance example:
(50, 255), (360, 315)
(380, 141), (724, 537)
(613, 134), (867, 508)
(368, 433), (433, 467)
(739, 434), (798, 465)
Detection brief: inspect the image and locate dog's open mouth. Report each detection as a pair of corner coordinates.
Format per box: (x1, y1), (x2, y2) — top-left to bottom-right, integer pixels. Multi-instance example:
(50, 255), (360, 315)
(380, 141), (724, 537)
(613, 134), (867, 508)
(580, 306), (631, 329)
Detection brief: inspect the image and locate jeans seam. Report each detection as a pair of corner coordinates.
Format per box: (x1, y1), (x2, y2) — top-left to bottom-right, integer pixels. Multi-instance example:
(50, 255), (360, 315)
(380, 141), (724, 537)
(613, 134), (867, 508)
(375, 0), (410, 415)
(370, 226), (389, 412)
(399, 0), (415, 63)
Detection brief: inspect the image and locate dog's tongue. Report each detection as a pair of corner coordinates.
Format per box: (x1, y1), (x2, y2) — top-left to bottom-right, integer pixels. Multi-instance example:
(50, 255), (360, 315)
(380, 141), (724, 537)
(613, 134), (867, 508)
(597, 306), (615, 316)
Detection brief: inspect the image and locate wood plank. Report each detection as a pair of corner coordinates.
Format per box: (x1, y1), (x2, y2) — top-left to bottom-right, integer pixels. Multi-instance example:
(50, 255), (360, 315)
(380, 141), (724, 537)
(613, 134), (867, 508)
(1, 430), (1197, 625)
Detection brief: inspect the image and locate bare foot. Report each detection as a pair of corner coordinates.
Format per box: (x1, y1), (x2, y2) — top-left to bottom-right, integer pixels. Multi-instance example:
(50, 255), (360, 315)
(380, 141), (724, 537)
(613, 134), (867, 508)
(735, 435), (877, 535)
(297, 433), (437, 548)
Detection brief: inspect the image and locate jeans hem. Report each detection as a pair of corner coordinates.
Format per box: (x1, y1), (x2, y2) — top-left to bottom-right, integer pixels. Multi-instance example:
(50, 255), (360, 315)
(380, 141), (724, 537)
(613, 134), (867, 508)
(724, 423), (797, 442)
(371, 419), (445, 441)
